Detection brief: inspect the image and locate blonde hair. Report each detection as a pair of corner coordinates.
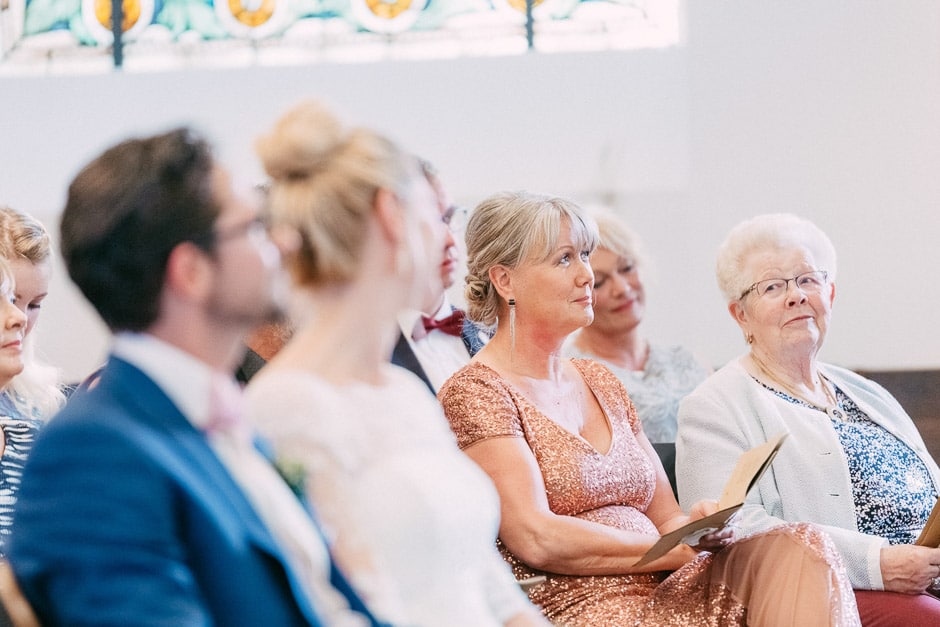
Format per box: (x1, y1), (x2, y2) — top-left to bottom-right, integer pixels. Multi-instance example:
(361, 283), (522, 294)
(0, 257), (14, 294)
(0, 206), (64, 419)
(715, 213), (838, 303)
(0, 207), (52, 265)
(590, 208), (647, 268)
(464, 191), (598, 328)
(255, 101), (417, 288)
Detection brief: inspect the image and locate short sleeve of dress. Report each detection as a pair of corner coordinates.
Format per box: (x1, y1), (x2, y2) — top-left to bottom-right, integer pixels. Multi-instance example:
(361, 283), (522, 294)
(438, 363), (525, 450)
(572, 359), (643, 437)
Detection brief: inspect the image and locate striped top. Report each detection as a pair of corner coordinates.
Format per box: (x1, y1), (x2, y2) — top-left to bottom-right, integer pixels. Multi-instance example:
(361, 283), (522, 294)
(0, 392), (44, 556)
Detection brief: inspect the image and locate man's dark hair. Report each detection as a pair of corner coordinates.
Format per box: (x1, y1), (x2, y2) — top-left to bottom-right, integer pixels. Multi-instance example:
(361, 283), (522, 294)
(60, 127), (221, 331)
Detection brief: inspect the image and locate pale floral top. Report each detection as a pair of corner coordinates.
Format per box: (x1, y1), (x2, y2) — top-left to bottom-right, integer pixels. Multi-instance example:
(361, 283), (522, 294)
(567, 343), (709, 443)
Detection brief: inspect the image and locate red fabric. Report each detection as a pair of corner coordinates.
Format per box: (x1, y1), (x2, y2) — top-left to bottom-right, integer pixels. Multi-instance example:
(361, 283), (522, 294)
(421, 309), (465, 337)
(854, 590), (940, 626)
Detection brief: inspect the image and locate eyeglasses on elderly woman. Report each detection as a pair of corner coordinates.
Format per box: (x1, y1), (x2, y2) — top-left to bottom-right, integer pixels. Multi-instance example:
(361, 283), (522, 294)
(740, 270), (829, 300)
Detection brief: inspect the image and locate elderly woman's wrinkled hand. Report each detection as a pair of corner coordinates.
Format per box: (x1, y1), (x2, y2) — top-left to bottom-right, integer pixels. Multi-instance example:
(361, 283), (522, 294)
(880, 544), (940, 594)
(684, 499), (736, 552)
(689, 525), (736, 553)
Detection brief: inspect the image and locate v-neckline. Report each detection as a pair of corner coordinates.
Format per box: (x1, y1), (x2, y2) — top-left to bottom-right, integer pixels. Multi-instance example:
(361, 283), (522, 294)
(472, 360), (615, 457)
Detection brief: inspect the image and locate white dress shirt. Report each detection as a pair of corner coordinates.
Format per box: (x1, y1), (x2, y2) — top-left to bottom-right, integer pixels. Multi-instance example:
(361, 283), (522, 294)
(397, 295), (477, 393)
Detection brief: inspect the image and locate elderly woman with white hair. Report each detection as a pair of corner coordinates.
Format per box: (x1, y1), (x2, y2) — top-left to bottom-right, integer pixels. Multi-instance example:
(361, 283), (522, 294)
(677, 213), (940, 625)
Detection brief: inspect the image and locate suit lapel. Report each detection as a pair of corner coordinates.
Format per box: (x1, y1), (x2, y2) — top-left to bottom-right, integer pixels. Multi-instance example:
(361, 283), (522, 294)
(391, 333), (434, 393)
(96, 358), (321, 621)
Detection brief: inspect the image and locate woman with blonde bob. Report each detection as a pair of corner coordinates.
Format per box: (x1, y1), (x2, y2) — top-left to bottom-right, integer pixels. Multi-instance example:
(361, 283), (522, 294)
(245, 101), (547, 627)
(678, 213), (940, 625)
(0, 207), (64, 419)
(566, 209), (710, 493)
(0, 207), (65, 557)
(439, 191), (860, 626)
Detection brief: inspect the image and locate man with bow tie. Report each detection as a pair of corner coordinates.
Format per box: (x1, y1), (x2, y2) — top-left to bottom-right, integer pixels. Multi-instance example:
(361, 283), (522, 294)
(8, 128), (381, 626)
(392, 162), (487, 394)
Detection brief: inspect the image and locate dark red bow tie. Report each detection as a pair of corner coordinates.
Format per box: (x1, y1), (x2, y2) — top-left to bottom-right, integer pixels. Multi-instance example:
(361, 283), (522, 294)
(421, 309), (465, 337)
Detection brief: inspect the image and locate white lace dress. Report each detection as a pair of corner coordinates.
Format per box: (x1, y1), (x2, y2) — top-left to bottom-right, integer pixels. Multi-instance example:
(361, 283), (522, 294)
(245, 364), (532, 627)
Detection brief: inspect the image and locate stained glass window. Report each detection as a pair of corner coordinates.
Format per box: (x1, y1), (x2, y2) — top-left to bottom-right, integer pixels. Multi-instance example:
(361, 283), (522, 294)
(1, 0), (678, 74)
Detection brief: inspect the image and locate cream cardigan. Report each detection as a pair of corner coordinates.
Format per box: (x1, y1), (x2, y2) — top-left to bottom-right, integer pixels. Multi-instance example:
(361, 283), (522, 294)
(676, 357), (940, 590)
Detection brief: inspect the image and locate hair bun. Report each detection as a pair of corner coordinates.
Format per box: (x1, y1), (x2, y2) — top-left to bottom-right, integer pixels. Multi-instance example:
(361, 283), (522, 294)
(464, 275), (488, 303)
(256, 100), (345, 182)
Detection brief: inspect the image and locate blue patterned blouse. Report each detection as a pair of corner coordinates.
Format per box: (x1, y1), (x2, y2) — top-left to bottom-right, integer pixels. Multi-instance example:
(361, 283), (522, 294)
(755, 379), (937, 545)
(0, 392), (45, 556)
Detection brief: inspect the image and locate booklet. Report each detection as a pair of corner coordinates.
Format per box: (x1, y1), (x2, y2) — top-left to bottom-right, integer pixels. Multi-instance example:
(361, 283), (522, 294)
(633, 431), (789, 568)
(915, 497), (940, 547)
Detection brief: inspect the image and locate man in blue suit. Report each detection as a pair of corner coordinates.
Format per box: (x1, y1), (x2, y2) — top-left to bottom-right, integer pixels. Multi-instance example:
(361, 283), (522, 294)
(8, 128), (379, 626)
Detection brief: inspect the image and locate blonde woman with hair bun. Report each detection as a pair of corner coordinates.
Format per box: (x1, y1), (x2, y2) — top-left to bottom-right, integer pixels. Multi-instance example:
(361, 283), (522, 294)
(246, 101), (548, 627)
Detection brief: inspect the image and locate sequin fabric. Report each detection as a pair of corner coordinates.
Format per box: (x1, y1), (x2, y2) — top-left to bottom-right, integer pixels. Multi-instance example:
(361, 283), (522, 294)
(755, 379), (937, 545)
(441, 360), (861, 626)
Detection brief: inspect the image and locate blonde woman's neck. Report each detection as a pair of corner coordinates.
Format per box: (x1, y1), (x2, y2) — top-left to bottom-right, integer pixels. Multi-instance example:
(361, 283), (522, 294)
(274, 280), (401, 387)
(478, 323), (567, 383)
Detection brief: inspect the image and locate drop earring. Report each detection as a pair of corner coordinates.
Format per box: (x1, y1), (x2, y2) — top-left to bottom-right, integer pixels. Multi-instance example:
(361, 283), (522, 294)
(508, 298), (516, 355)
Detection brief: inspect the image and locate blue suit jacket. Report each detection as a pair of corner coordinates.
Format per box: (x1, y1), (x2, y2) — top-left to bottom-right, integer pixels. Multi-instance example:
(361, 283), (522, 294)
(9, 357), (369, 626)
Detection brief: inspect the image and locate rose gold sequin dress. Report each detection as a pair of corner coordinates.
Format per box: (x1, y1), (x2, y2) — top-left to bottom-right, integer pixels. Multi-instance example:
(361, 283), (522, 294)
(440, 359), (860, 627)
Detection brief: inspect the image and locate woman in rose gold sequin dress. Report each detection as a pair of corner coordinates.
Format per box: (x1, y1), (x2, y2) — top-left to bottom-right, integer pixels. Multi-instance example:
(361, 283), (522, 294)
(438, 191), (860, 627)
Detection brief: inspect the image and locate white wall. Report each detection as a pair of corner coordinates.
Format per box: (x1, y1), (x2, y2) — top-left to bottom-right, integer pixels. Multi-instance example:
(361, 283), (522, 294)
(1, 1), (938, 381)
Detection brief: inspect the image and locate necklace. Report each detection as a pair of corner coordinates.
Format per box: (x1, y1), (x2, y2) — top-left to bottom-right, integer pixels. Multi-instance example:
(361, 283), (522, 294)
(819, 375), (846, 421)
(749, 353), (845, 421)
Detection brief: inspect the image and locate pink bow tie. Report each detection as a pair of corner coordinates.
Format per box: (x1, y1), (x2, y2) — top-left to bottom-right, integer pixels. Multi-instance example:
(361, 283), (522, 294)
(207, 375), (251, 443)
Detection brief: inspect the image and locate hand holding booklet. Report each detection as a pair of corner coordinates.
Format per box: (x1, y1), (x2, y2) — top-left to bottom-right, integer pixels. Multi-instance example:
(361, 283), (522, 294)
(633, 431), (789, 568)
(915, 497), (940, 547)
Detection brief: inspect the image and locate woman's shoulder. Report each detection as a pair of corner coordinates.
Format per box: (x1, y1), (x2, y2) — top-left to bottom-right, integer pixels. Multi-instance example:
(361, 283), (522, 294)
(438, 362), (523, 447)
(679, 356), (750, 401)
(819, 362), (877, 387)
(817, 362), (903, 406)
(439, 362), (516, 417)
(439, 361), (507, 400)
(0, 393), (24, 419)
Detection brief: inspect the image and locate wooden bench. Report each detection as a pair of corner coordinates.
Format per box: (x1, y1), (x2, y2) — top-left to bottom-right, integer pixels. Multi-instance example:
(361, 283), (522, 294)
(857, 370), (940, 464)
